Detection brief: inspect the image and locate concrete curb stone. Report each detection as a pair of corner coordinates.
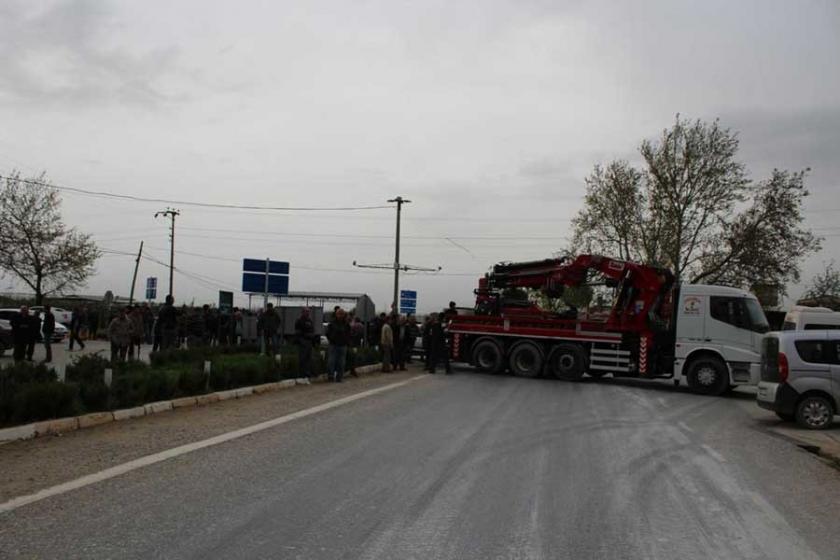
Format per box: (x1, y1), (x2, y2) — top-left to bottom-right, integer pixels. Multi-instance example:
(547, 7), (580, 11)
(78, 412), (114, 429)
(196, 393), (221, 406)
(144, 401), (173, 415)
(33, 417), (79, 437)
(0, 423), (36, 445)
(113, 406), (146, 421)
(171, 396), (198, 409)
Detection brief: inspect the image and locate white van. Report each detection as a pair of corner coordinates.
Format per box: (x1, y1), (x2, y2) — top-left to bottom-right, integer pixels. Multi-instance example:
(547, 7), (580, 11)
(782, 306), (840, 331)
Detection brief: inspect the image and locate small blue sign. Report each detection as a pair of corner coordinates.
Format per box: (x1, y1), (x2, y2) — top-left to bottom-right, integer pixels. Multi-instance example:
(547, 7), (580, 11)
(400, 290), (417, 300)
(399, 289), (417, 314)
(145, 277), (157, 300)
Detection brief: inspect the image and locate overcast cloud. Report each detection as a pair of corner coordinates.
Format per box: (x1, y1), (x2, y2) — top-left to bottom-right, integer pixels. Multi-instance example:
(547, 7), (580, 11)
(0, 0), (838, 311)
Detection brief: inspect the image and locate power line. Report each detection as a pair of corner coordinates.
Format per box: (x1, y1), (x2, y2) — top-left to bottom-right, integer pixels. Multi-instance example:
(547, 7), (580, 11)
(0, 174), (395, 212)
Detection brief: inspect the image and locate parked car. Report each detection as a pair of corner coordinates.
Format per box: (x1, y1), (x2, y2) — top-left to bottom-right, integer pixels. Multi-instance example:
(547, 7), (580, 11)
(757, 330), (840, 429)
(0, 319), (11, 356)
(782, 305), (840, 331)
(30, 306), (74, 326)
(0, 309), (68, 343)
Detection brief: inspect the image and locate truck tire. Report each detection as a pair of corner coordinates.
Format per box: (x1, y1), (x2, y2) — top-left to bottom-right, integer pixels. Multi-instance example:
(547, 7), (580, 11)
(686, 356), (729, 396)
(548, 344), (586, 381)
(472, 339), (505, 375)
(587, 370), (606, 379)
(508, 341), (543, 378)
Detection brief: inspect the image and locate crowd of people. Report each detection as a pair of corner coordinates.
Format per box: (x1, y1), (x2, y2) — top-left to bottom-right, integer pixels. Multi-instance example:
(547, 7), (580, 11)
(6, 297), (462, 376)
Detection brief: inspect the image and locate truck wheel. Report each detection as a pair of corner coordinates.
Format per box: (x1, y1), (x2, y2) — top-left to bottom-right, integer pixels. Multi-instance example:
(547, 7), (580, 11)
(588, 370), (606, 379)
(687, 357), (729, 396)
(548, 344), (586, 381)
(796, 395), (834, 430)
(472, 339), (504, 375)
(508, 342), (543, 378)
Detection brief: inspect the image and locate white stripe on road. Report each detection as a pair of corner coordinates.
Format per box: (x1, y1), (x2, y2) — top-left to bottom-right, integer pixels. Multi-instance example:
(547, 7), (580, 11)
(0, 375), (427, 515)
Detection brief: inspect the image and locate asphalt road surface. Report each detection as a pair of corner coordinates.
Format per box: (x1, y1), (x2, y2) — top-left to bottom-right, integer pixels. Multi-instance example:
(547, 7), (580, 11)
(4, 368), (840, 559)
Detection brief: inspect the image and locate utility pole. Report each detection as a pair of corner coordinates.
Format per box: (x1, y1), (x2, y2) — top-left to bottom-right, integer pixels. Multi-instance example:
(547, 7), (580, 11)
(154, 208), (180, 298)
(128, 241), (144, 305)
(388, 196), (409, 314)
(353, 197), (440, 315)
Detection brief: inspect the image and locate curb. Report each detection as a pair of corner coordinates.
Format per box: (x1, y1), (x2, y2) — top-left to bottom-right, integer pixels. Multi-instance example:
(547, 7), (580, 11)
(768, 426), (840, 468)
(0, 363), (383, 445)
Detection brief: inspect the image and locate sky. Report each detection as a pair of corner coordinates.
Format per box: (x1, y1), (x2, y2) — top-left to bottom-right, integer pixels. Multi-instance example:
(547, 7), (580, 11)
(0, 0), (838, 312)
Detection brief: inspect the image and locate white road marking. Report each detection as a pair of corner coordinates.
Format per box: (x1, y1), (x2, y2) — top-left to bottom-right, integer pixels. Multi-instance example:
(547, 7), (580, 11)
(702, 443), (727, 463)
(678, 421), (693, 433)
(0, 375), (427, 515)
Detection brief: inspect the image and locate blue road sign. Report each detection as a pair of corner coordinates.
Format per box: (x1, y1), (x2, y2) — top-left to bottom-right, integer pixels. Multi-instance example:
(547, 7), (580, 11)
(399, 289), (417, 314)
(241, 258), (290, 296)
(145, 277), (157, 300)
(400, 290), (417, 300)
(243, 259), (290, 275)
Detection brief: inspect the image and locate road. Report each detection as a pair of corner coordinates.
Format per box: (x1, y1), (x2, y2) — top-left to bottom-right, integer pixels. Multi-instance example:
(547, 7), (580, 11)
(3, 367), (840, 559)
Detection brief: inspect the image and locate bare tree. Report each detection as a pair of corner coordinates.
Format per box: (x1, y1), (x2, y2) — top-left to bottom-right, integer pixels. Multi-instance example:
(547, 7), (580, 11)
(571, 116), (819, 292)
(0, 172), (100, 304)
(801, 262), (840, 308)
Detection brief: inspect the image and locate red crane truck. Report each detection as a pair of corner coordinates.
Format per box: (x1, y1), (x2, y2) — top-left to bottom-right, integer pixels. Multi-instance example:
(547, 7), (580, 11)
(447, 254), (770, 395)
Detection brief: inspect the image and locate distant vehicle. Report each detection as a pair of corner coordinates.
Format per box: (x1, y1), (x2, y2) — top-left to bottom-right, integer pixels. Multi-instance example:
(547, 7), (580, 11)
(782, 306), (840, 331)
(0, 319), (11, 356)
(757, 330), (840, 430)
(0, 309), (68, 343)
(30, 306), (74, 326)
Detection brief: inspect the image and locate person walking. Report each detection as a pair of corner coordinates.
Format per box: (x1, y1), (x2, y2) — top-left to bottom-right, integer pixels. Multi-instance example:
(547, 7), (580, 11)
(10, 306), (37, 363)
(158, 295), (179, 350)
(428, 312), (452, 374)
(349, 316), (364, 377)
(380, 315), (394, 373)
(262, 303), (281, 356)
(41, 304), (56, 363)
(294, 308), (315, 378)
(128, 305), (144, 360)
(108, 308), (132, 363)
(69, 305), (86, 351)
(326, 308), (351, 382)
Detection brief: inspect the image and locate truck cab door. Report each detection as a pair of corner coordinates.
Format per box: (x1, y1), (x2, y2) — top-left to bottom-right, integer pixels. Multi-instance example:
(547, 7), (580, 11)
(706, 297), (761, 382)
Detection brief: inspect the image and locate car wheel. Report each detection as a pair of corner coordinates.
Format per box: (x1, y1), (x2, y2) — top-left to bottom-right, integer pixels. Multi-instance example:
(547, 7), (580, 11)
(472, 339), (505, 375)
(548, 343), (587, 381)
(508, 342), (543, 378)
(687, 357), (729, 396)
(796, 395), (834, 430)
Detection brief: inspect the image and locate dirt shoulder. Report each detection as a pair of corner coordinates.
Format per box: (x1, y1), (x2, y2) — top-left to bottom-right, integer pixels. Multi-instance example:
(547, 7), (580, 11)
(0, 369), (423, 502)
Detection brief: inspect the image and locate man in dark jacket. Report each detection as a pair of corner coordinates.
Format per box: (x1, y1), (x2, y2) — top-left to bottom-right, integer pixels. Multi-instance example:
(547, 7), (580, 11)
(428, 312), (451, 374)
(326, 308), (351, 382)
(158, 295), (179, 350)
(41, 304), (56, 363)
(69, 305), (86, 351)
(294, 308), (315, 378)
(262, 303), (281, 356)
(10, 306), (37, 362)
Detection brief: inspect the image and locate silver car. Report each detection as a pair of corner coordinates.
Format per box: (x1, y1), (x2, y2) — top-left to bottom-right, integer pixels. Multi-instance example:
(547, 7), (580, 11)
(757, 331), (840, 430)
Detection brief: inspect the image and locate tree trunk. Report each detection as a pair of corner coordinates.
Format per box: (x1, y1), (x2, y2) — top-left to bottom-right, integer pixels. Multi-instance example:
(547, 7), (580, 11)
(35, 274), (43, 305)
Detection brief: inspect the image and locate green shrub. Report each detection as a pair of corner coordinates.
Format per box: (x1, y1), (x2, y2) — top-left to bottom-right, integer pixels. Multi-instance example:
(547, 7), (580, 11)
(149, 347), (207, 368)
(110, 370), (148, 409)
(144, 368), (180, 402)
(176, 365), (208, 396)
(11, 382), (80, 423)
(210, 354), (277, 389)
(66, 354), (109, 384)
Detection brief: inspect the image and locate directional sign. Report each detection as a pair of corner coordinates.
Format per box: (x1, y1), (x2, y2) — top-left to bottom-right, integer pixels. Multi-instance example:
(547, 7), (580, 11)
(219, 291), (233, 312)
(145, 277), (158, 300)
(241, 259), (290, 296)
(399, 289), (417, 314)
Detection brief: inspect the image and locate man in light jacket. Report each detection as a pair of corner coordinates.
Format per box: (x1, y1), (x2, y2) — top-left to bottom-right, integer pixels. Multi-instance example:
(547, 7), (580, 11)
(380, 315), (394, 373)
(108, 308), (132, 363)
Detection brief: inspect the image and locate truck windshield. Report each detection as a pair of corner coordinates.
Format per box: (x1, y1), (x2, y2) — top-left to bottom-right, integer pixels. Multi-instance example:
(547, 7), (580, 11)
(744, 298), (770, 333)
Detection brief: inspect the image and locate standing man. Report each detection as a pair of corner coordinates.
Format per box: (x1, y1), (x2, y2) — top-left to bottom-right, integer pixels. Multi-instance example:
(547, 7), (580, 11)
(108, 308), (132, 363)
(128, 305), (145, 359)
(422, 316), (433, 371)
(26, 310), (41, 361)
(428, 312), (452, 374)
(69, 305), (86, 351)
(326, 308), (351, 382)
(380, 314), (394, 373)
(393, 315), (407, 371)
(158, 295), (179, 350)
(142, 302), (154, 344)
(349, 315), (364, 377)
(10, 306), (37, 363)
(41, 304), (56, 363)
(406, 315), (420, 365)
(262, 303), (281, 356)
(295, 308), (315, 378)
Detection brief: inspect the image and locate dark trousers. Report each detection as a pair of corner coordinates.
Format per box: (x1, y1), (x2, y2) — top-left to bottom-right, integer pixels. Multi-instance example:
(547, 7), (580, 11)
(405, 337), (416, 363)
(263, 332), (278, 356)
(25, 341), (35, 361)
(13, 342), (27, 362)
(69, 328), (85, 350)
(43, 339), (53, 362)
(111, 343), (127, 363)
(392, 342), (405, 370)
(429, 341), (451, 373)
(298, 341), (312, 377)
(161, 329), (177, 350)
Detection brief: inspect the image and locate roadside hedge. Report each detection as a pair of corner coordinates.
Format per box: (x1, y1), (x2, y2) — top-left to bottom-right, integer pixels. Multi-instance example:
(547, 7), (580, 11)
(0, 345), (383, 427)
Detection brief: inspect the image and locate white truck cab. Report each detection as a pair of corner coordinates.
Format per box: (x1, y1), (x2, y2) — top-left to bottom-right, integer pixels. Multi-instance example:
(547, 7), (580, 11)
(672, 284), (769, 394)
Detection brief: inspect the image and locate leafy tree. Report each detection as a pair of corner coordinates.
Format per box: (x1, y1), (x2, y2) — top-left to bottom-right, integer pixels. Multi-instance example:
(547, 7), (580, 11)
(572, 116), (819, 292)
(801, 262), (840, 309)
(0, 172), (100, 304)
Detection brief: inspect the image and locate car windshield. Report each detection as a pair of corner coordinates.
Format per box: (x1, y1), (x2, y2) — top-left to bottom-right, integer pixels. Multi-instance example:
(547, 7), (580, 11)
(745, 298), (770, 333)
